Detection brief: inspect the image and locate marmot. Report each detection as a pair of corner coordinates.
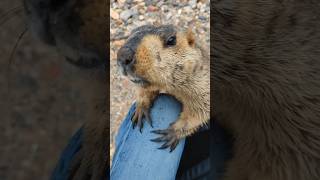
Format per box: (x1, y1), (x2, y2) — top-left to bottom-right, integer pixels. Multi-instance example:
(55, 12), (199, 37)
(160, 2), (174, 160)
(117, 25), (210, 151)
(24, 0), (107, 179)
(213, 1), (320, 180)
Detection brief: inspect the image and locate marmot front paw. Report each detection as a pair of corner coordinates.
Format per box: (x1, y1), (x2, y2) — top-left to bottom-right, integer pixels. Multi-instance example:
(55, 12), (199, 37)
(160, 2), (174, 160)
(150, 123), (180, 152)
(132, 102), (153, 132)
(131, 88), (159, 132)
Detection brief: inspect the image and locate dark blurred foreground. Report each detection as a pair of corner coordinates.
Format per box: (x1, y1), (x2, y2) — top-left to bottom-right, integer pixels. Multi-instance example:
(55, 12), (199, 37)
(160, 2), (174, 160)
(0, 1), (93, 179)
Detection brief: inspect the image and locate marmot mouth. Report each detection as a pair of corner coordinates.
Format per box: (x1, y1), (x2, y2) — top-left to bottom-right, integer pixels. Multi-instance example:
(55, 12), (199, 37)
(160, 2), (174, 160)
(128, 76), (150, 86)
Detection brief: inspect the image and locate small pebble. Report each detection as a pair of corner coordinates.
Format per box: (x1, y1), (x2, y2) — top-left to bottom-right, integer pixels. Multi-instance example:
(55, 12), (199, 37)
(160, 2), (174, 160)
(120, 10), (134, 21)
(147, 5), (158, 12)
(189, 0), (197, 9)
(110, 9), (119, 20)
(139, 15), (144, 20)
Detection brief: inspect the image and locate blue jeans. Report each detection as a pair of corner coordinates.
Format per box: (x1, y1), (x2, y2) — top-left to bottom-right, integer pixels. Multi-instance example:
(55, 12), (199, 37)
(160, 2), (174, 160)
(111, 94), (232, 180)
(52, 94), (232, 180)
(111, 94), (186, 180)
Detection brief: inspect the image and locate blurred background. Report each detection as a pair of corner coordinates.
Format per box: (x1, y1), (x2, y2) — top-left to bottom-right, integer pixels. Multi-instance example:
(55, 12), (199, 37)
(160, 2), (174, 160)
(110, 0), (210, 160)
(0, 0), (210, 179)
(0, 0), (94, 179)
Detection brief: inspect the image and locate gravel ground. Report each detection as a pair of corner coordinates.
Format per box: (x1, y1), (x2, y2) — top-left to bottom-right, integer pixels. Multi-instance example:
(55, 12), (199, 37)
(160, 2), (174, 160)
(110, 0), (210, 159)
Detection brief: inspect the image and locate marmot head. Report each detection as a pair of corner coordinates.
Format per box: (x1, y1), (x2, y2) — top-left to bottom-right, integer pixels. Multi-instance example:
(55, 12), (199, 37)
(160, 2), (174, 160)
(117, 25), (203, 87)
(23, 0), (106, 68)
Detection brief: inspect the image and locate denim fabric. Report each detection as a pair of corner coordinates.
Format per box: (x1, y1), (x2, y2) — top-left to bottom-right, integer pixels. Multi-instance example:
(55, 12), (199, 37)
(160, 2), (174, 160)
(51, 94), (232, 180)
(51, 127), (82, 180)
(110, 94), (186, 180)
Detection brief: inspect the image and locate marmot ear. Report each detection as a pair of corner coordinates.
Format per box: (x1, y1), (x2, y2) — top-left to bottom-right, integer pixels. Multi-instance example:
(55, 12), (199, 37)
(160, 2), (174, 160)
(186, 28), (195, 47)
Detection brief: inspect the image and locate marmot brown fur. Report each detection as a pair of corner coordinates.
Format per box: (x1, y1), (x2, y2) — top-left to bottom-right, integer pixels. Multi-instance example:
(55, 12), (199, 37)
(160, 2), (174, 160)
(24, 0), (107, 179)
(117, 25), (210, 151)
(213, 0), (320, 180)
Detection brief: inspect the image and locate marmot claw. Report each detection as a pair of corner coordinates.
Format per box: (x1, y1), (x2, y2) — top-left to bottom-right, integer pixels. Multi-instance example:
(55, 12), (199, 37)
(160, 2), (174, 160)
(150, 125), (180, 152)
(131, 105), (153, 132)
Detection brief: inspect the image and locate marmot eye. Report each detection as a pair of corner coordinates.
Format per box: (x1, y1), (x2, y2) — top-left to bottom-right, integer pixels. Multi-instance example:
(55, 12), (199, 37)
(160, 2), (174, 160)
(166, 36), (176, 46)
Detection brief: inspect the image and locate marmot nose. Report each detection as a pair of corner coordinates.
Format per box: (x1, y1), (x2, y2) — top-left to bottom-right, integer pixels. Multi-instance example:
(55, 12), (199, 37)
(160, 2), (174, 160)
(117, 46), (135, 69)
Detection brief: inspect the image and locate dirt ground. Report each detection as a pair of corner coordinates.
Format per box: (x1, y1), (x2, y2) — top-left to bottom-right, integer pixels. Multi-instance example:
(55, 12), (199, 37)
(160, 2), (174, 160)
(0, 1), (92, 179)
